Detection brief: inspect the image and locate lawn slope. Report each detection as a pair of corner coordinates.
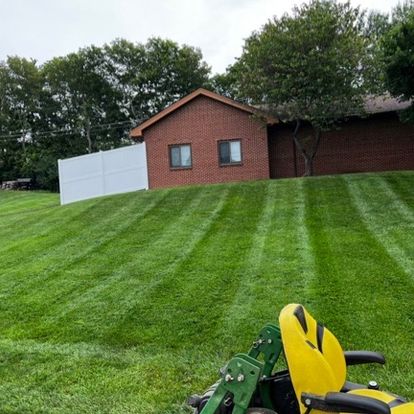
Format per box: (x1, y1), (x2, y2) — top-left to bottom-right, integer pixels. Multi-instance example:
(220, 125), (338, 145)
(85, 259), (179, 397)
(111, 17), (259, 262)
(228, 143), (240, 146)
(0, 172), (413, 413)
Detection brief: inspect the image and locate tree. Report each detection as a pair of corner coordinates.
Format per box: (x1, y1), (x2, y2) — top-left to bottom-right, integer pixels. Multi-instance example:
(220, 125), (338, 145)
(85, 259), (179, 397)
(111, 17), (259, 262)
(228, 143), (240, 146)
(382, 4), (414, 123)
(103, 38), (211, 123)
(0, 37), (210, 191)
(362, 10), (392, 94)
(208, 71), (241, 100)
(230, 0), (375, 176)
(42, 46), (123, 155)
(392, 0), (414, 23)
(0, 57), (44, 182)
(41, 38), (210, 161)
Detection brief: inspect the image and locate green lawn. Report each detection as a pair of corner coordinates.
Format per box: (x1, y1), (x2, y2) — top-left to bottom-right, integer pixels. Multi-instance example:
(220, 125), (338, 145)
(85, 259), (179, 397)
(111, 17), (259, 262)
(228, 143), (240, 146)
(0, 172), (413, 413)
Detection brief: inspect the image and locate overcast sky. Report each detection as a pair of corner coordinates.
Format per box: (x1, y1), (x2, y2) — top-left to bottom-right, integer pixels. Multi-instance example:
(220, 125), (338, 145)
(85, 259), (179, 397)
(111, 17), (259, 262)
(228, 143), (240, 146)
(0, 0), (402, 74)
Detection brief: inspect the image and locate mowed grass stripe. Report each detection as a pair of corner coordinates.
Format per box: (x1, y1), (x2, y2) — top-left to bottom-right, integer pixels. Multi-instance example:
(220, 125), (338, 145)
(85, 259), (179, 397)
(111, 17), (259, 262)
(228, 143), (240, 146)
(0, 193), (59, 234)
(38, 186), (229, 342)
(257, 179), (317, 313)
(370, 176), (414, 268)
(344, 174), (414, 280)
(0, 191), (49, 209)
(0, 191), (171, 337)
(219, 182), (278, 337)
(27, 189), (177, 305)
(0, 203), (62, 238)
(219, 179), (317, 343)
(44, 188), (210, 307)
(0, 188), (217, 337)
(0, 338), (213, 414)
(0, 192), (143, 261)
(13, 188), (171, 279)
(380, 171), (414, 197)
(0, 172), (413, 413)
(0, 190), (170, 302)
(0, 186), (227, 342)
(301, 177), (350, 334)
(374, 175), (414, 223)
(293, 178), (317, 300)
(0, 191), (57, 217)
(0, 193), (142, 260)
(0, 200), (102, 268)
(383, 172), (414, 218)
(305, 176), (414, 396)
(305, 177), (375, 334)
(107, 183), (268, 352)
(306, 176), (414, 337)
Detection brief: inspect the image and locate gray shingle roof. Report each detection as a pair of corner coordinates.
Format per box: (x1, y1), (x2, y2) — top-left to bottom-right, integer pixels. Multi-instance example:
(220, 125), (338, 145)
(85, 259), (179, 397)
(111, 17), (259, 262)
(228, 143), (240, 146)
(363, 95), (411, 114)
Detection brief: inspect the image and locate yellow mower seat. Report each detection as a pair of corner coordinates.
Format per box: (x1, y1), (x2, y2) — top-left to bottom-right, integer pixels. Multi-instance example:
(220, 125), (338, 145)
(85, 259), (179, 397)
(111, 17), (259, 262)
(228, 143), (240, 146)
(279, 304), (414, 414)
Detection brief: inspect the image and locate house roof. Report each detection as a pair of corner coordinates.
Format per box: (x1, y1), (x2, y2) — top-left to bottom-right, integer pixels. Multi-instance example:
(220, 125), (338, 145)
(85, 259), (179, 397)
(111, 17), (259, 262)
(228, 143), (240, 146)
(130, 90), (411, 139)
(363, 95), (412, 114)
(129, 88), (278, 138)
(258, 95), (411, 119)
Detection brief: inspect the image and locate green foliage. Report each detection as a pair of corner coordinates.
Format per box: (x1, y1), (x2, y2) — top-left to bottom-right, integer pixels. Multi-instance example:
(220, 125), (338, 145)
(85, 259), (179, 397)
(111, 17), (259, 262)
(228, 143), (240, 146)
(208, 71), (241, 100)
(234, 1), (372, 128)
(0, 172), (413, 412)
(384, 4), (414, 99)
(42, 46), (122, 154)
(0, 57), (44, 181)
(392, 0), (414, 23)
(229, 0), (376, 176)
(362, 10), (391, 93)
(381, 1), (414, 123)
(0, 38), (210, 190)
(382, 4), (414, 122)
(103, 38), (210, 121)
(353, 6), (414, 101)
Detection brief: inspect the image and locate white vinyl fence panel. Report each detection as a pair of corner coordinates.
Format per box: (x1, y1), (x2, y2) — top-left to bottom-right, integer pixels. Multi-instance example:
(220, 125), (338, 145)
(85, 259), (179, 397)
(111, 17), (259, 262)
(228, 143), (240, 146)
(58, 143), (148, 205)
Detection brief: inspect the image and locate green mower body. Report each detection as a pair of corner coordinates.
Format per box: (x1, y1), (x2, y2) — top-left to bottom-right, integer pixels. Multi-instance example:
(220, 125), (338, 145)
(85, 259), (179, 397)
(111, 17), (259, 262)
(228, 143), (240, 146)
(188, 304), (413, 414)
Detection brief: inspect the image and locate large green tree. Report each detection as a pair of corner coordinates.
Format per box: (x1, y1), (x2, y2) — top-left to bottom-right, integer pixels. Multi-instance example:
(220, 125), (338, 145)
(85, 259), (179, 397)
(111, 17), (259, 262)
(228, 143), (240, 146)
(230, 0), (375, 176)
(42, 45), (122, 155)
(392, 0), (414, 23)
(39, 38), (210, 189)
(103, 38), (210, 122)
(0, 57), (44, 182)
(0, 38), (210, 190)
(382, 4), (414, 123)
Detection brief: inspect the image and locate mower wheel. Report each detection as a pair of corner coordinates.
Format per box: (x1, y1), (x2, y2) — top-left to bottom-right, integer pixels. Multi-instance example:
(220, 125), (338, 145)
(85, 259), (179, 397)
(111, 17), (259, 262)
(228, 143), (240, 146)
(247, 409), (277, 414)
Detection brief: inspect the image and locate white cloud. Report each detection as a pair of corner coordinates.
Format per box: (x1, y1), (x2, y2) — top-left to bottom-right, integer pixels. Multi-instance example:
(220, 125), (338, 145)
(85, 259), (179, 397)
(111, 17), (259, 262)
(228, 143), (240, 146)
(0, 0), (400, 73)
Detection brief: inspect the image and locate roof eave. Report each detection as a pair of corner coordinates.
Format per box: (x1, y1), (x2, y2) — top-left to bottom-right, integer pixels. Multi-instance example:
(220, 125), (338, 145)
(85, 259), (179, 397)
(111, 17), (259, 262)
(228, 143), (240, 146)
(130, 128), (143, 139)
(129, 88), (278, 139)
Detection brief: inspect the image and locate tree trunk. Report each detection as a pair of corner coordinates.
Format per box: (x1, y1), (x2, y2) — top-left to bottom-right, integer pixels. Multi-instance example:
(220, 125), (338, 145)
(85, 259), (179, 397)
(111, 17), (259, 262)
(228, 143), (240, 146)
(303, 156), (313, 176)
(85, 119), (92, 153)
(292, 120), (321, 177)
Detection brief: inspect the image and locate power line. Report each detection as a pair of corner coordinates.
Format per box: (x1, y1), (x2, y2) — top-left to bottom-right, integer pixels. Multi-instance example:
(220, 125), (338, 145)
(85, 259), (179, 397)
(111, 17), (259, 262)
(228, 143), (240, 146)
(0, 120), (137, 141)
(0, 126), (134, 143)
(0, 119), (134, 138)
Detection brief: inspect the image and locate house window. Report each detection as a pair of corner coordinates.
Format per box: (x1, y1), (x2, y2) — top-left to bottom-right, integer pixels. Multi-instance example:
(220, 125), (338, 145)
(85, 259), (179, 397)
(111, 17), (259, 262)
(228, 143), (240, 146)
(219, 140), (242, 165)
(169, 144), (192, 168)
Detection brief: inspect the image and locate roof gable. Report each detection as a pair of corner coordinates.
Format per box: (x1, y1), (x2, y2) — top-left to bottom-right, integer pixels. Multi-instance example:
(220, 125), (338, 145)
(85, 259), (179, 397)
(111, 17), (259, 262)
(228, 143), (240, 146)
(130, 88), (277, 138)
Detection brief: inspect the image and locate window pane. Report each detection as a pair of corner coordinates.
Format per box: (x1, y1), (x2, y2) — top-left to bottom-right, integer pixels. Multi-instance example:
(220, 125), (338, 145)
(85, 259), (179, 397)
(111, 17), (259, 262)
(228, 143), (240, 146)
(219, 142), (230, 164)
(230, 141), (241, 163)
(180, 145), (192, 167)
(170, 147), (180, 167)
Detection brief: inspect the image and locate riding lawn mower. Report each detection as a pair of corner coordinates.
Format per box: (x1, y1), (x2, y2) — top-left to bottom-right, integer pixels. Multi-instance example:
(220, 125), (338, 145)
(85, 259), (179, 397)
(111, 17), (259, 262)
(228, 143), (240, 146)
(188, 304), (414, 414)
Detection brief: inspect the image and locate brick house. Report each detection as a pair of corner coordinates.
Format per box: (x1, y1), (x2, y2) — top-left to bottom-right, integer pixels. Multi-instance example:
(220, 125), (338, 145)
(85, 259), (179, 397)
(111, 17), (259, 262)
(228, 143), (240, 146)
(130, 88), (414, 189)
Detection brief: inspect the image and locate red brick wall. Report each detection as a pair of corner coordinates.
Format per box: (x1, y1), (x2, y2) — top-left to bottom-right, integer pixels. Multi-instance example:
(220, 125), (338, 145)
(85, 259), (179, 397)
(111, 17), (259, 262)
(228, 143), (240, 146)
(269, 113), (414, 178)
(144, 95), (269, 188)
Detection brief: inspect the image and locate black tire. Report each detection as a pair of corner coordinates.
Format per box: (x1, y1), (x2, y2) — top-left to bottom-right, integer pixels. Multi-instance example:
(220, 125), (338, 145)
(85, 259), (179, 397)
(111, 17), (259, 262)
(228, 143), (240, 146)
(247, 409), (277, 414)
